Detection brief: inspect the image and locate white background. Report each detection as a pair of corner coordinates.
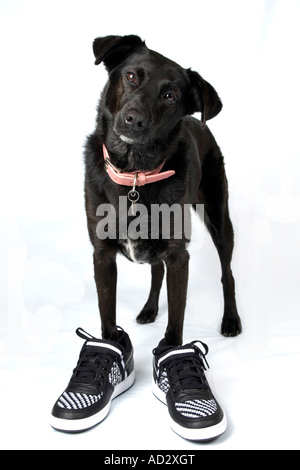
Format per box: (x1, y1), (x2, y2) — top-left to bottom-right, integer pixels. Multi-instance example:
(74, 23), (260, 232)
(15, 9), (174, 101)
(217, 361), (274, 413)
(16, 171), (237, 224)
(1, 0), (300, 451)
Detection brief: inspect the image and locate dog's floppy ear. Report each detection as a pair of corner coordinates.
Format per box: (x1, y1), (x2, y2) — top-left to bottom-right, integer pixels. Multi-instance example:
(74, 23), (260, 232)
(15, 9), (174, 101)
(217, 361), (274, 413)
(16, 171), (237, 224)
(186, 69), (222, 128)
(93, 35), (146, 71)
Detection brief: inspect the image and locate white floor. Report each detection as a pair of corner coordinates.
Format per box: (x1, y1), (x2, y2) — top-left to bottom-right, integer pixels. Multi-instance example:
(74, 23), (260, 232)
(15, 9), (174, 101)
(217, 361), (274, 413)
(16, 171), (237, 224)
(1, 214), (300, 450)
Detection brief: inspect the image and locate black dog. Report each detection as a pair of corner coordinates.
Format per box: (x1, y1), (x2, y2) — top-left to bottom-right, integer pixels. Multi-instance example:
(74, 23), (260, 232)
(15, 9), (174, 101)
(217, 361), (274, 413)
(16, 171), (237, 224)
(84, 35), (242, 345)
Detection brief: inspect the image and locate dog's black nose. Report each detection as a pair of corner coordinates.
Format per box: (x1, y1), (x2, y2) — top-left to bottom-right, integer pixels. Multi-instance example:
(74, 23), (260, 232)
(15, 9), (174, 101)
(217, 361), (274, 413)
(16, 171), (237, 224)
(125, 110), (147, 131)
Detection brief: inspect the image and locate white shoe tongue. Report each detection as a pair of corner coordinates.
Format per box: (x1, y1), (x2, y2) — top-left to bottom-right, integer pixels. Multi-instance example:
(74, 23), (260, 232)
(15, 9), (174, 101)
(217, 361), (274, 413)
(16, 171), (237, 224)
(157, 347), (196, 366)
(86, 341), (123, 357)
(193, 341), (207, 356)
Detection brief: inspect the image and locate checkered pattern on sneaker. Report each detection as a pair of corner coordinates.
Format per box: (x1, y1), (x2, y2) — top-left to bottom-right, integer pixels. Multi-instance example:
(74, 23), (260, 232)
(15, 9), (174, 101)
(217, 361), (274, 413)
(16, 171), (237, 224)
(57, 391), (103, 410)
(175, 399), (218, 418)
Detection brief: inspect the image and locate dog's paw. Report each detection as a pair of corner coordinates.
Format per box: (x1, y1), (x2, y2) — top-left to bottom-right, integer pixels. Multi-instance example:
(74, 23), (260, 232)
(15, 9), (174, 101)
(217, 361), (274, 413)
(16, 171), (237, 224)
(221, 315), (242, 337)
(136, 308), (158, 324)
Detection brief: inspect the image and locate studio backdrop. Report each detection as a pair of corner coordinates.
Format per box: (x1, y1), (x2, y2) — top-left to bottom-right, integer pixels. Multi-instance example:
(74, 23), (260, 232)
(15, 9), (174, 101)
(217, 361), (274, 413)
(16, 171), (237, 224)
(0, 0), (299, 450)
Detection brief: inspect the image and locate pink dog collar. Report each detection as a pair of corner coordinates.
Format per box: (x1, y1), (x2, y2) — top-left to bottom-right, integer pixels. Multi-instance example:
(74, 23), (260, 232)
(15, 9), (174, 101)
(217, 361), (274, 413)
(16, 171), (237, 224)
(103, 144), (175, 187)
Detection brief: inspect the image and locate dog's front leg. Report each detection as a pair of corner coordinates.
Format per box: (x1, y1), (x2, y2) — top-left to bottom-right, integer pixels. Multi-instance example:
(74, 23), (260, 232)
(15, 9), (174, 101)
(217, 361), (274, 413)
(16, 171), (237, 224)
(164, 249), (190, 346)
(93, 248), (118, 340)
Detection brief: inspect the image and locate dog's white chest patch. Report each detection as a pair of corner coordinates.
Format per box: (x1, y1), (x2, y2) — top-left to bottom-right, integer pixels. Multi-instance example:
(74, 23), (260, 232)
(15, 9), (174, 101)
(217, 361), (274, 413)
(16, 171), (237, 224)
(121, 239), (141, 264)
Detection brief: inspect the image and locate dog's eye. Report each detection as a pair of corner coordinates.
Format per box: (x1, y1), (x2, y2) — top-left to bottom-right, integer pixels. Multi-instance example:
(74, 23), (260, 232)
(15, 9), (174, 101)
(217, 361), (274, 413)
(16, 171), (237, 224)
(126, 72), (137, 84)
(164, 92), (177, 103)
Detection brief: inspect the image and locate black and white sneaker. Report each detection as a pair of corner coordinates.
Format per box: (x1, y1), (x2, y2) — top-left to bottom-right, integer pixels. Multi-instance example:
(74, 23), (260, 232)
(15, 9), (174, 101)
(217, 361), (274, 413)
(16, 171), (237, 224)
(50, 327), (135, 432)
(152, 340), (227, 441)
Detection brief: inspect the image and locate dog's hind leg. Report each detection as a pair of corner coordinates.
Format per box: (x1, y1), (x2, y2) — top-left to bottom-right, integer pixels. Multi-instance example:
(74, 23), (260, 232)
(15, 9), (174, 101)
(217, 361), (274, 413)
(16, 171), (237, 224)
(200, 153), (242, 337)
(136, 261), (165, 324)
(204, 204), (242, 337)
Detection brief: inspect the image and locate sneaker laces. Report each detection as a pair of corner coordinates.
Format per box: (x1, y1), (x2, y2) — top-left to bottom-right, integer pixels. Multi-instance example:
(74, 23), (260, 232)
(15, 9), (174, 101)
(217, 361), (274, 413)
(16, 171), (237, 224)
(71, 349), (115, 386)
(156, 341), (210, 397)
(70, 328), (122, 386)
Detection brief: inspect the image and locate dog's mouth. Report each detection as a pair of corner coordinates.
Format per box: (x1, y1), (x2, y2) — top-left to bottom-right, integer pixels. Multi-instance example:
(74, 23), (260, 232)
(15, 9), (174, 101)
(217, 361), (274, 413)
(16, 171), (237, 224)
(119, 134), (135, 145)
(113, 128), (147, 146)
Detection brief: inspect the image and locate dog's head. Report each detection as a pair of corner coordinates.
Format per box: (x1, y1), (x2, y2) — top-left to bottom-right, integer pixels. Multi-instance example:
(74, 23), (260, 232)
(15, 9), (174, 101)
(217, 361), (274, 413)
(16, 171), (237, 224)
(93, 35), (222, 155)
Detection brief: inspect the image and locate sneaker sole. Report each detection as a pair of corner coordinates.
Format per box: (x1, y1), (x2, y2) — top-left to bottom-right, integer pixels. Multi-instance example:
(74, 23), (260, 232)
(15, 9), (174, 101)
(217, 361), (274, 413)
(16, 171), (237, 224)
(50, 370), (135, 432)
(152, 379), (227, 441)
